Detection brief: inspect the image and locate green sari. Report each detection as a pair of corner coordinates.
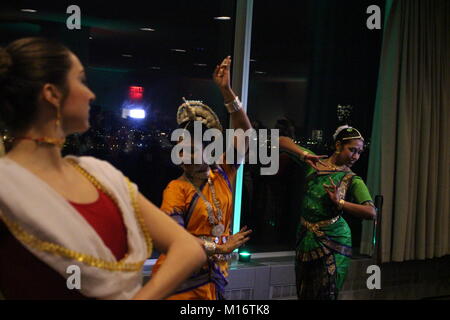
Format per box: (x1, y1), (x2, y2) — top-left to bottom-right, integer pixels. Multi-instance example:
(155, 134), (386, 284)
(281, 147), (373, 300)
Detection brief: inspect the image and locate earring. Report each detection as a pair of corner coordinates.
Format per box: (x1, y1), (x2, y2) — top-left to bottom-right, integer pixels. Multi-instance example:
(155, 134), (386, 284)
(55, 105), (61, 129)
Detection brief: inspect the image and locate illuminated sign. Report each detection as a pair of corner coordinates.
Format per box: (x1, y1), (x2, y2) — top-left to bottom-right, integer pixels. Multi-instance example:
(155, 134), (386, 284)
(129, 109), (146, 119)
(129, 86), (144, 100)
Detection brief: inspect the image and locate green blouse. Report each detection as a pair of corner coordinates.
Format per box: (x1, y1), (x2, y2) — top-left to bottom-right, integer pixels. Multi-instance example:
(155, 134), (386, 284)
(283, 144), (373, 293)
(280, 145), (373, 250)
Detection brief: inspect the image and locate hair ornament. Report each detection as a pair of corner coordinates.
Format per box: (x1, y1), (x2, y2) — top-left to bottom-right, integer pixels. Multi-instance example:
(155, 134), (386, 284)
(333, 125), (350, 141)
(176, 97), (223, 131)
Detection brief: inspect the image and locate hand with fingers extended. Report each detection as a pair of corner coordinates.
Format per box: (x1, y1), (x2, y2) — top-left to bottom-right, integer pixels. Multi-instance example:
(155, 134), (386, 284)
(323, 176), (340, 206)
(217, 226), (252, 254)
(304, 153), (327, 171)
(213, 56), (236, 103)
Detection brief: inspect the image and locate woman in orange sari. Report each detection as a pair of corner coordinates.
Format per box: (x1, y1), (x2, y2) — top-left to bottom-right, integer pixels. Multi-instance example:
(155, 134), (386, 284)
(152, 57), (252, 300)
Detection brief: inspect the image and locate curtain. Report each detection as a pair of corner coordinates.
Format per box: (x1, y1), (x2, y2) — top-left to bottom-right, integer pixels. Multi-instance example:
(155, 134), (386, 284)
(0, 139), (4, 157)
(362, 0), (450, 262)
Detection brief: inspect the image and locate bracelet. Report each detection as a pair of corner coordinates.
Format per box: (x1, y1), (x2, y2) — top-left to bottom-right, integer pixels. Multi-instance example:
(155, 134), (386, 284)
(299, 150), (309, 161)
(203, 240), (217, 256)
(337, 199), (345, 210)
(224, 96), (242, 114)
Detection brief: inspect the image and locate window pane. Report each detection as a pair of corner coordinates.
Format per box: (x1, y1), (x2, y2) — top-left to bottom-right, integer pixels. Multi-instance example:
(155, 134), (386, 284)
(241, 0), (383, 254)
(0, 1), (237, 258)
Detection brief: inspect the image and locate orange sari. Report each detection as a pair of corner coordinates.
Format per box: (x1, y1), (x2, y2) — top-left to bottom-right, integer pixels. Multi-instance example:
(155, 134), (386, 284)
(152, 164), (237, 300)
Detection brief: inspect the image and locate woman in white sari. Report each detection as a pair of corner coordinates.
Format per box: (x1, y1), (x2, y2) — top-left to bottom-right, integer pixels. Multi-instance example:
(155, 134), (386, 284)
(0, 37), (206, 300)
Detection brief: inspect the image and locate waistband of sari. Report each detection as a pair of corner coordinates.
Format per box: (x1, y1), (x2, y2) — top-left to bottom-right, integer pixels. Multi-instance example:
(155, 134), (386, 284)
(173, 261), (228, 296)
(300, 216), (340, 237)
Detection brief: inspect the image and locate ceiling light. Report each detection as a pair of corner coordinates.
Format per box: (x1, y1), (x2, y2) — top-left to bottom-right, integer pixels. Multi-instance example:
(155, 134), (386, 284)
(255, 71), (267, 75)
(171, 49), (187, 53)
(194, 63), (207, 67)
(122, 54), (133, 58)
(250, 59), (257, 62)
(150, 66), (161, 70)
(21, 9), (37, 13)
(214, 16), (231, 21)
(140, 27), (155, 32)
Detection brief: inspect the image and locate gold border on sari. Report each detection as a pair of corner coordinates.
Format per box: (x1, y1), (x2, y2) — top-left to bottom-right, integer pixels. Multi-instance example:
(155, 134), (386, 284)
(0, 161), (153, 272)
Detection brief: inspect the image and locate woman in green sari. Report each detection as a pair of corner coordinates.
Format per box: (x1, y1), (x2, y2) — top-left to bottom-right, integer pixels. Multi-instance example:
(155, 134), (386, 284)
(279, 125), (376, 300)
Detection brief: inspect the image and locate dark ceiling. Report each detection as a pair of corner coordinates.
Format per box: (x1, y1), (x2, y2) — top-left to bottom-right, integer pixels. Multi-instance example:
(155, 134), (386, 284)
(0, 0), (310, 80)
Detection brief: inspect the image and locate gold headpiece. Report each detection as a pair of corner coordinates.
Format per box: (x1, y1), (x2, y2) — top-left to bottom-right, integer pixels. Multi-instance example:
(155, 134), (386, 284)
(176, 98), (223, 131)
(341, 127), (364, 141)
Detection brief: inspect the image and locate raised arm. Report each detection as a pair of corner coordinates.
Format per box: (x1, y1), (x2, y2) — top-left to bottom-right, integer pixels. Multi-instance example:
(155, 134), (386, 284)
(132, 193), (206, 300)
(213, 57), (252, 165)
(214, 56), (252, 133)
(279, 136), (326, 170)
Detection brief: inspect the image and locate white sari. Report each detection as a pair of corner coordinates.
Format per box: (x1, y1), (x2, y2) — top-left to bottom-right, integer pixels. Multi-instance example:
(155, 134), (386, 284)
(0, 156), (152, 299)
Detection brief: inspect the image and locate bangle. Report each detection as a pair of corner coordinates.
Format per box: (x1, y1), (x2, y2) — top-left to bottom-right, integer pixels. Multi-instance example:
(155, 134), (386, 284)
(299, 150), (309, 161)
(337, 199), (345, 210)
(224, 96), (242, 114)
(203, 240), (216, 256)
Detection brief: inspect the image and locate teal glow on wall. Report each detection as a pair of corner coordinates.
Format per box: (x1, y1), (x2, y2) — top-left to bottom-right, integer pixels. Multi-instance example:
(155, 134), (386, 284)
(232, 165), (244, 236)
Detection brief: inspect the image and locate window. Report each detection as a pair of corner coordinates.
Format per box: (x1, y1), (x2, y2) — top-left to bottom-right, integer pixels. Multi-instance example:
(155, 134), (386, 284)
(240, 0), (383, 254)
(0, 0), (237, 258)
(1, 0), (383, 257)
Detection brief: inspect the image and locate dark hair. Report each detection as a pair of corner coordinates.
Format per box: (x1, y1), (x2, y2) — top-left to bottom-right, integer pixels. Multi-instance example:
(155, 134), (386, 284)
(0, 37), (72, 133)
(275, 118), (296, 139)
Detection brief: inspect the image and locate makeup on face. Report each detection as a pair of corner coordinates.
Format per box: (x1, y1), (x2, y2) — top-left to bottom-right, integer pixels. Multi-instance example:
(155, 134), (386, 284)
(339, 139), (364, 167)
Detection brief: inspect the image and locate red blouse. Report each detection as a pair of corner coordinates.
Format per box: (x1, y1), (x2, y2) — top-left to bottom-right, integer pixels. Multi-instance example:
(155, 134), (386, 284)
(0, 189), (129, 299)
(69, 189), (129, 261)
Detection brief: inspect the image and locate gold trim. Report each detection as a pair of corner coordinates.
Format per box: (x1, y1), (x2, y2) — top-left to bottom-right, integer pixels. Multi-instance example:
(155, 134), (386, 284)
(340, 128), (364, 141)
(300, 216), (340, 237)
(124, 178), (153, 257)
(0, 159), (153, 272)
(69, 159), (153, 260)
(0, 213), (145, 272)
(341, 135), (363, 141)
(299, 173), (354, 238)
(337, 173), (355, 202)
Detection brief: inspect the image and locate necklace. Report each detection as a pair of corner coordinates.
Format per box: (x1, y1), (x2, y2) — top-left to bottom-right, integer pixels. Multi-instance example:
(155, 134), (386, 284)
(184, 171), (224, 237)
(323, 158), (348, 171)
(14, 136), (66, 148)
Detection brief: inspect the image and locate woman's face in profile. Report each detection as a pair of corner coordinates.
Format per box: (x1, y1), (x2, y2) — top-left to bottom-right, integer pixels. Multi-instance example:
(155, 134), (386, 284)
(60, 53), (96, 134)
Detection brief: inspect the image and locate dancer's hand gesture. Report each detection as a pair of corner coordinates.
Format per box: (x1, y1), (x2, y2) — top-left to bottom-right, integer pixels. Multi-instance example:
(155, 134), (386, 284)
(213, 56), (232, 97)
(304, 153), (327, 171)
(323, 177), (340, 205)
(217, 226), (252, 254)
